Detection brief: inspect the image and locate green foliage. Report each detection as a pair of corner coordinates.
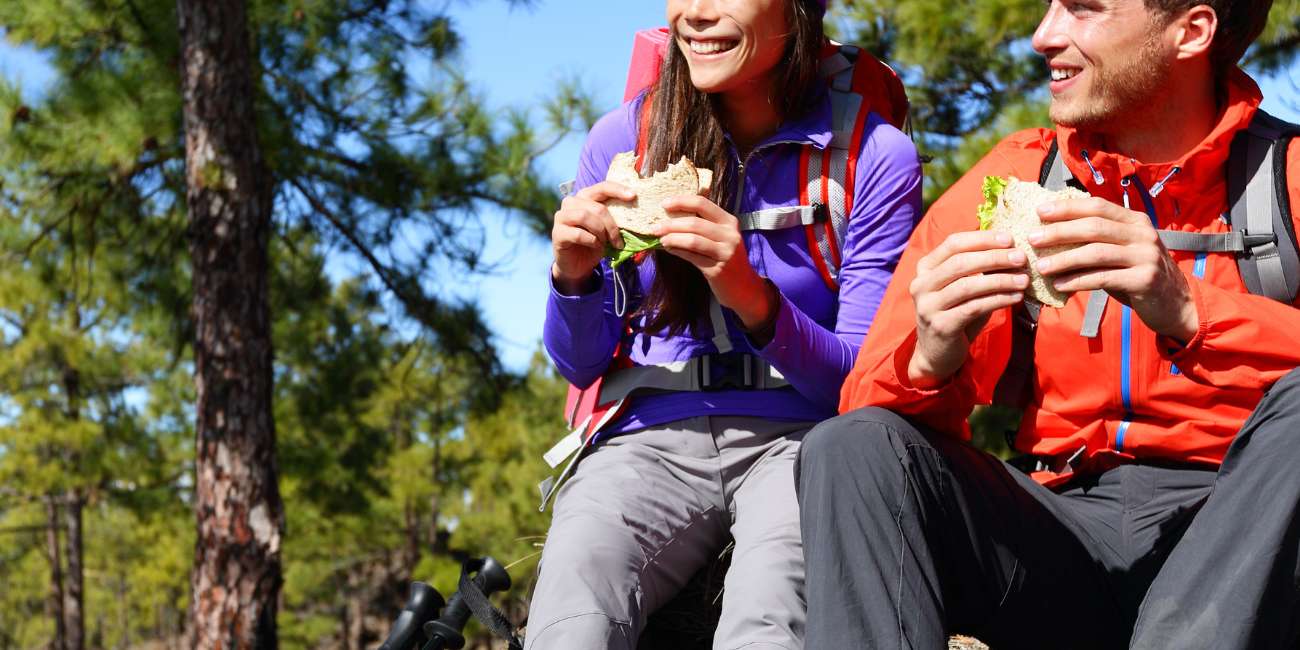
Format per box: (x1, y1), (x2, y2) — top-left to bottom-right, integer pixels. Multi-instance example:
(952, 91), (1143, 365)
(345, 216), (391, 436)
(0, 0), (594, 407)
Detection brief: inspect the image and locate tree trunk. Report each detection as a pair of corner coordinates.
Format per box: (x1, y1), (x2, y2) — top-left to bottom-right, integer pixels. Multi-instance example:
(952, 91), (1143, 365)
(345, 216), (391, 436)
(177, 0), (284, 648)
(63, 494), (85, 650)
(45, 496), (67, 650)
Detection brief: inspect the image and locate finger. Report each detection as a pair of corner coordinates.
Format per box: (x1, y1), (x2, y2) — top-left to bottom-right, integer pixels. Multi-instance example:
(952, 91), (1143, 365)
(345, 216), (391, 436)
(574, 181), (637, 204)
(559, 204), (622, 249)
(654, 215), (733, 241)
(552, 223), (601, 250)
(660, 194), (735, 225)
(929, 272), (1031, 312)
(918, 248), (1028, 296)
(922, 292), (1024, 339)
(918, 230), (1016, 274)
(1035, 242), (1160, 277)
(1037, 197), (1146, 226)
(659, 232), (728, 262)
(1026, 216), (1136, 249)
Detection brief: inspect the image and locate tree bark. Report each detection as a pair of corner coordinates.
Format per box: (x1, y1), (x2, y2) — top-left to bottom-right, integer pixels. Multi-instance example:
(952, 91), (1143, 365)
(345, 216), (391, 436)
(63, 494), (85, 650)
(45, 496), (67, 650)
(177, 0), (284, 648)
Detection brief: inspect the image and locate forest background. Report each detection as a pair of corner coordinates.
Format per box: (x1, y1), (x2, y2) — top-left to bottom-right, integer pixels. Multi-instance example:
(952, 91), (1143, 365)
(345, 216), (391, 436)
(0, 1), (1295, 649)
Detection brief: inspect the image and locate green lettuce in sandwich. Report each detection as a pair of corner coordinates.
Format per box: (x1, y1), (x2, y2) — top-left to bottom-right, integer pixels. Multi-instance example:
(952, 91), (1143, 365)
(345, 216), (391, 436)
(975, 175), (1089, 308)
(600, 151), (713, 268)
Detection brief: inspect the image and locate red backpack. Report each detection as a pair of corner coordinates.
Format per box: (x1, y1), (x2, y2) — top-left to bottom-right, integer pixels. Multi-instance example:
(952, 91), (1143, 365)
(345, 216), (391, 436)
(540, 29), (911, 508)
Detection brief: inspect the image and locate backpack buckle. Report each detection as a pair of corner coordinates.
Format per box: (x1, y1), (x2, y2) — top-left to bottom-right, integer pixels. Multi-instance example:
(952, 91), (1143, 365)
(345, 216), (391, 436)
(1241, 231), (1278, 249)
(810, 202), (830, 224)
(698, 352), (755, 391)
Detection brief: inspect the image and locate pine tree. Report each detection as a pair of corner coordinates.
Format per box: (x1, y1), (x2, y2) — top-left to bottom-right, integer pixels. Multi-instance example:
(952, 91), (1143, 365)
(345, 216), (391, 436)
(0, 1), (589, 646)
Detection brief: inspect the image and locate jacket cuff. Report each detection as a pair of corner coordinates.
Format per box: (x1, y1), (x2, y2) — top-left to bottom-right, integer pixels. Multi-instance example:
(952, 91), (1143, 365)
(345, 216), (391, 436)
(1159, 278), (1210, 361)
(752, 288), (794, 353)
(549, 268), (604, 302)
(889, 330), (958, 396)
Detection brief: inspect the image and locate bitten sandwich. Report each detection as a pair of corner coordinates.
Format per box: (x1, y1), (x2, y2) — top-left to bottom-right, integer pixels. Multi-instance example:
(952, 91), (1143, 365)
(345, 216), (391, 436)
(603, 153), (713, 267)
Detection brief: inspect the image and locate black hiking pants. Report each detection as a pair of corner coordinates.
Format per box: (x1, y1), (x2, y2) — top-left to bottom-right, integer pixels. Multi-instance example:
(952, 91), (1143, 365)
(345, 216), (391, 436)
(797, 368), (1300, 649)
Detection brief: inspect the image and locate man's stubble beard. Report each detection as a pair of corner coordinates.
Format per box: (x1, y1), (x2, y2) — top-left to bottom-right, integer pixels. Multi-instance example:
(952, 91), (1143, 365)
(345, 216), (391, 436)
(1050, 32), (1172, 134)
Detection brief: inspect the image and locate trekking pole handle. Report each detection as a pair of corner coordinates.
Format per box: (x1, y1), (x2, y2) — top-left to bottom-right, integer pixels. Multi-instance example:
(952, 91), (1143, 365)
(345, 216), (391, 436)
(422, 557), (513, 650)
(379, 582), (446, 650)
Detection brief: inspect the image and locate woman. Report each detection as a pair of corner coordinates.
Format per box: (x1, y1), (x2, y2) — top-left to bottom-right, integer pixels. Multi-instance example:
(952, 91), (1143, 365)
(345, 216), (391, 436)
(529, 1), (922, 648)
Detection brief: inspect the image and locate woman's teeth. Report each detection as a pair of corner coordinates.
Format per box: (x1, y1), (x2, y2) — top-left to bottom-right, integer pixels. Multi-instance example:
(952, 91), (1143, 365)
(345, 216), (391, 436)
(1051, 68), (1079, 81)
(690, 40), (738, 55)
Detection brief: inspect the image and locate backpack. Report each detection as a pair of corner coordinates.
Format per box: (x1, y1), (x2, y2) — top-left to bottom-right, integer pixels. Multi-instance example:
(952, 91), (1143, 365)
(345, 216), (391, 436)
(540, 32), (911, 510)
(993, 110), (1300, 426)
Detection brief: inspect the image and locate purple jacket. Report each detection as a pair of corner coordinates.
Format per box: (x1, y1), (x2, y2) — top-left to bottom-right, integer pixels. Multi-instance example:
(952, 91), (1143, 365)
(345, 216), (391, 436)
(545, 91), (922, 434)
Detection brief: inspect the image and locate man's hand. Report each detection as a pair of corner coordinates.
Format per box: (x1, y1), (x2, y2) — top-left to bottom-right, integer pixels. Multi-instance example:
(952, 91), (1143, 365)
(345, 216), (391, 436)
(1031, 197), (1198, 341)
(908, 231), (1029, 388)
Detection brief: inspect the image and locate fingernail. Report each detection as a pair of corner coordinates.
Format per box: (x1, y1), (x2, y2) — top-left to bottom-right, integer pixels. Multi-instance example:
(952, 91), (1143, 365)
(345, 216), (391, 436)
(996, 233), (1012, 246)
(1014, 274), (1029, 288)
(1008, 250), (1025, 265)
(1037, 203), (1055, 216)
(1027, 230), (1044, 245)
(1036, 258), (1051, 272)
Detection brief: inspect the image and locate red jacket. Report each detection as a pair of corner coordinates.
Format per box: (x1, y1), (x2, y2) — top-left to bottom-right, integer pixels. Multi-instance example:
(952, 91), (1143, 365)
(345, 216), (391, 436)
(841, 69), (1300, 481)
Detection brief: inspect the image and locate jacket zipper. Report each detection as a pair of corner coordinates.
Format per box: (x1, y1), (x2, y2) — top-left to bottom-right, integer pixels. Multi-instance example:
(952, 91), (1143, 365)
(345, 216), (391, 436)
(1115, 174), (1161, 451)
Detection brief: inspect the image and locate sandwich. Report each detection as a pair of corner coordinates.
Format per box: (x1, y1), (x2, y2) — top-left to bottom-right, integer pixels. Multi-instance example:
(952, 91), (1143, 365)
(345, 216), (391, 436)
(977, 176), (1089, 308)
(603, 152), (713, 267)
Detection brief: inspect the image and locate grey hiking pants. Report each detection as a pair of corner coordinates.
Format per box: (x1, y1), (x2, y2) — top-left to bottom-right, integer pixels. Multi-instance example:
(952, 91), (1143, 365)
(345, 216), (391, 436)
(525, 415), (812, 650)
(798, 368), (1300, 650)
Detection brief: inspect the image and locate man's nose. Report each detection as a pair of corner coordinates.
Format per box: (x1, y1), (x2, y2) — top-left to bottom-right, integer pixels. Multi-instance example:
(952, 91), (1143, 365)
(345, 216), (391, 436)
(1032, 1), (1070, 55)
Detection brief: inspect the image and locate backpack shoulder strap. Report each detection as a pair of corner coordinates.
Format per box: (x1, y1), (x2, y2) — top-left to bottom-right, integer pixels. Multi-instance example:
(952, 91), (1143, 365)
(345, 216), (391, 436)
(993, 141), (1064, 418)
(1040, 138), (1071, 190)
(801, 43), (905, 290)
(1228, 109), (1300, 303)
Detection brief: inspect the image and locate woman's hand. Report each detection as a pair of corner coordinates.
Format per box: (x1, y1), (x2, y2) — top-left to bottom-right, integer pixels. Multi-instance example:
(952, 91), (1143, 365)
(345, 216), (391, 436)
(655, 195), (779, 333)
(550, 182), (635, 295)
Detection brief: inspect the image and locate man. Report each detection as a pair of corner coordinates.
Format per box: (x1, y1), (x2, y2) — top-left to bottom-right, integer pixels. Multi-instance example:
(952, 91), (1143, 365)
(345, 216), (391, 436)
(797, 1), (1300, 648)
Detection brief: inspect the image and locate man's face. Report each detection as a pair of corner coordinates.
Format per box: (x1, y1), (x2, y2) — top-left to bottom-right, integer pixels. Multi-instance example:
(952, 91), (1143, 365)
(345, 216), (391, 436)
(1031, 0), (1175, 131)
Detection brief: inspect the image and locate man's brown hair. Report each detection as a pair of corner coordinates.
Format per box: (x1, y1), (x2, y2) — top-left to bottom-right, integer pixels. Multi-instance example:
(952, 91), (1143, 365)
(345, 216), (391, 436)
(1145, 0), (1274, 75)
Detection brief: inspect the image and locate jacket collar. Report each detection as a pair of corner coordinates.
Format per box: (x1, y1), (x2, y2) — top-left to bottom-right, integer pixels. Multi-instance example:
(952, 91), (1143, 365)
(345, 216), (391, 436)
(1055, 68), (1263, 199)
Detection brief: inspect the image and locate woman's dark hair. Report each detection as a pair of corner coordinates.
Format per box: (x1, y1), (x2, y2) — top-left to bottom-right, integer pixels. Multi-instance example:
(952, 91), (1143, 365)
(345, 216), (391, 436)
(637, 0), (825, 338)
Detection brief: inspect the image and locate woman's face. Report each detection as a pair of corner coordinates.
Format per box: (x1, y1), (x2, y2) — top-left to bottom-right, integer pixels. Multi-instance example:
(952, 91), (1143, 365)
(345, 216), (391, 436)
(666, 0), (790, 96)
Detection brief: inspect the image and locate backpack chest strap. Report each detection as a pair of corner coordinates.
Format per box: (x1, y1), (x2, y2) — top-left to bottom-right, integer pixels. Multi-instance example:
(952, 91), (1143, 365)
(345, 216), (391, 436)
(595, 353), (790, 405)
(737, 205), (824, 231)
(1157, 229), (1275, 253)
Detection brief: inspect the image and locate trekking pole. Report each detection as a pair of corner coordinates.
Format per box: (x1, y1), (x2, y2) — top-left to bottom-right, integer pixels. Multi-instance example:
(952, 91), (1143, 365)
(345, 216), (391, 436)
(379, 582), (446, 650)
(421, 556), (518, 650)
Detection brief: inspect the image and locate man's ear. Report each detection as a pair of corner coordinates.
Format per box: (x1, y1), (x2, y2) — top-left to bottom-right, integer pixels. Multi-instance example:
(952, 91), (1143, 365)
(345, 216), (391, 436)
(1171, 4), (1217, 62)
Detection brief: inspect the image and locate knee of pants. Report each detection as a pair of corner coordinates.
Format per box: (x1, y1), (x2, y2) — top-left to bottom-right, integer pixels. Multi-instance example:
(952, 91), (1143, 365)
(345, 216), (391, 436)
(1272, 366), (1300, 395)
(535, 532), (642, 610)
(1243, 367), (1300, 454)
(524, 611), (634, 650)
(797, 407), (908, 491)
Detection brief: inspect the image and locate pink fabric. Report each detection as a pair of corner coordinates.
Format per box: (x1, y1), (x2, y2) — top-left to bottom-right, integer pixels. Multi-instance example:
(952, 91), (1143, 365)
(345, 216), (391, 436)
(623, 28), (670, 102)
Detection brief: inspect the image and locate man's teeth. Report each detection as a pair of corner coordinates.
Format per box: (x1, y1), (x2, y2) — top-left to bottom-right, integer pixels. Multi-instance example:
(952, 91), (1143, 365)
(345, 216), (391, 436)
(1051, 68), (1079, 81)
(690, 40), (738, 55)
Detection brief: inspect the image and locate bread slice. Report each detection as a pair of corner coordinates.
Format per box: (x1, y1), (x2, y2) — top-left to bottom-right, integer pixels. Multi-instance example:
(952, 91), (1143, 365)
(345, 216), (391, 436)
(604, 153), (713, 235)
(980, 177), (1089, 308)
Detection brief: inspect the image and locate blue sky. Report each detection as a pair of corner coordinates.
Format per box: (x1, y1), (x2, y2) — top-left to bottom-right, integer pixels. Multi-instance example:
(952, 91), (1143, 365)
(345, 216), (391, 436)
(2, 3), (1297, 372)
